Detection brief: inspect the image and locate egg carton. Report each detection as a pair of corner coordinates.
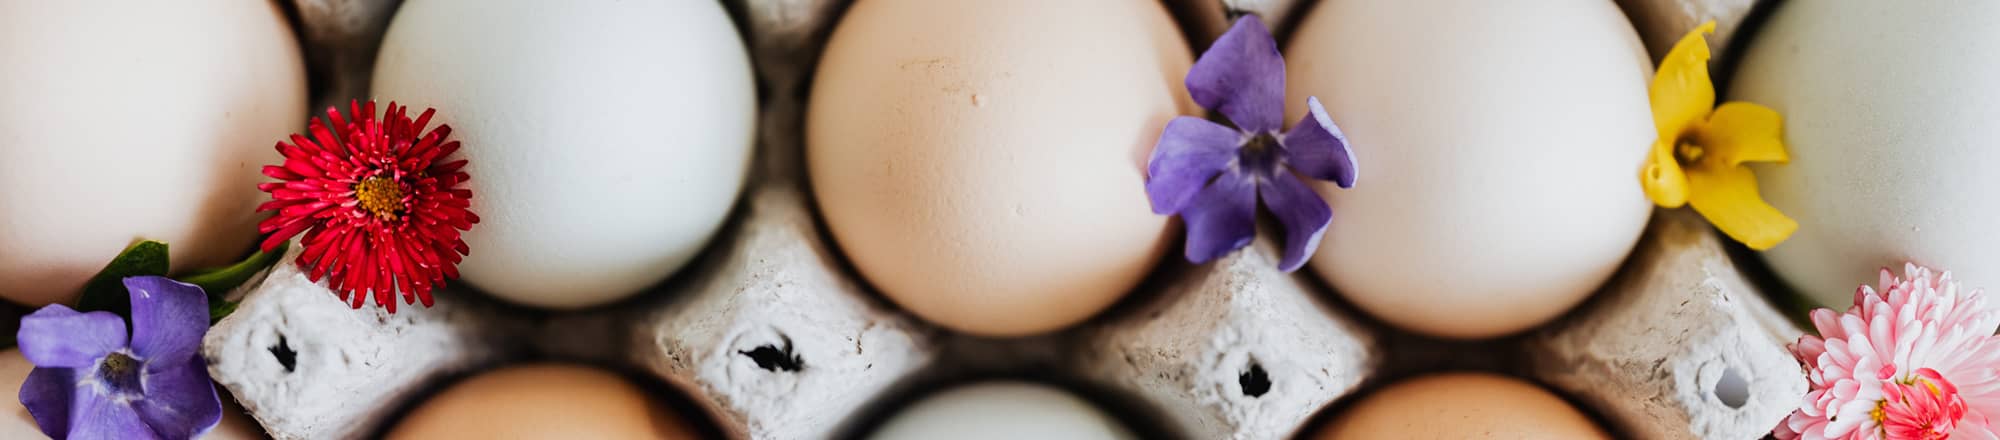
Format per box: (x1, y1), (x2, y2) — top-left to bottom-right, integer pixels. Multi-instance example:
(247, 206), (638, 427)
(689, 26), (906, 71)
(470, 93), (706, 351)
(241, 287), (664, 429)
(201, 0), (1804, 439)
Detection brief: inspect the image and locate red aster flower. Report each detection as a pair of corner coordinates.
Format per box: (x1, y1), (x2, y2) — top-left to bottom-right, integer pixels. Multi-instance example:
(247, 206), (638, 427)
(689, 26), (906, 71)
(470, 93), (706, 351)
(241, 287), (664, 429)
(256, 100), (477, 312)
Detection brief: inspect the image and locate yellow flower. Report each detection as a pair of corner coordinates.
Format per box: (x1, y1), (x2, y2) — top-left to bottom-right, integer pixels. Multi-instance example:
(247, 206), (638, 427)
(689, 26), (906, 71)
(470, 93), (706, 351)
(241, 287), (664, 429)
(1640, 21), (1798, 250)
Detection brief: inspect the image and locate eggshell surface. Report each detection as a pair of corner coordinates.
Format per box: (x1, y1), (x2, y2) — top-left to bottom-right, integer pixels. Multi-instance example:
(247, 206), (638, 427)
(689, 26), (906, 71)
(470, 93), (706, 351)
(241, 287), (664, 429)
(0, 1), (306, 306)
(1733, 1), (2000, 306)
(1288, 0), (1655, 339)
(1312, 372), (1609, 439)
(807, 0), (1193, 336)
(385, 363), (703, 440)
(372, 0), (756, 309)
(867, 381), (1134, 440)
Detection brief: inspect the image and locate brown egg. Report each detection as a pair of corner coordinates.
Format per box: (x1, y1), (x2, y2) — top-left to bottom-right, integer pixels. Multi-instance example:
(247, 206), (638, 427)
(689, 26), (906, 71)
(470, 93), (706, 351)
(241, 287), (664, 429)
(807, 0), (1195, 337)
(0, 349), (267, 439)
(385, 364), (703, 440)
(1312, 372), (1609, 439)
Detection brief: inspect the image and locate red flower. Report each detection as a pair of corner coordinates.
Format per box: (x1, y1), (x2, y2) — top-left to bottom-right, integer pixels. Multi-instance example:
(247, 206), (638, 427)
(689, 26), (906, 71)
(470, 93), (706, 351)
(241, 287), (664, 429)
(257, 101), (477, 312)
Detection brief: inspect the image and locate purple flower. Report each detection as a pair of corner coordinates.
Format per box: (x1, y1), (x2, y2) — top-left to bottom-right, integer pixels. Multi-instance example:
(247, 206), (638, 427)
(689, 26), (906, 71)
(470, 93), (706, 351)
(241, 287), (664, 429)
(17, 276), (221, 440)
(1146, 16), (1357, 272)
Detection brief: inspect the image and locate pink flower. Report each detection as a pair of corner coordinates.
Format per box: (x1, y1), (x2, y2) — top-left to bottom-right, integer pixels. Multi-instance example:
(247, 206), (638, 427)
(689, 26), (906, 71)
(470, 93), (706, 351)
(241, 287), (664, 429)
(1778, 264), (2000, 440)
(1881, 369), (1969, 440)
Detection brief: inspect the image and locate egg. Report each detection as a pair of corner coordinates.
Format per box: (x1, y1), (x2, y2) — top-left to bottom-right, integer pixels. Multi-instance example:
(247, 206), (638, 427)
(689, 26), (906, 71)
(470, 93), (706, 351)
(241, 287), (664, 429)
(1288, 0), (1655, 339)
(1311, 372), (1609, 439)
(372, 0), (756, 309)
(807, 0), (1193, 336)
(0, 1), (306, 306)
(385, 364), (704, 439)
(1732, 1), (2000, 305)
(867, 381), (1134, 440)
(0, 349), (267, 439)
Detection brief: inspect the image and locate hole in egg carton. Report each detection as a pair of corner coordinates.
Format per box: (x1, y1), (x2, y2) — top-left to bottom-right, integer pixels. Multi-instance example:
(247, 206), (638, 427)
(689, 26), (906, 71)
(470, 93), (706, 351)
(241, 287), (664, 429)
(1239, 360), (1271, 398)
(268, 334), (297, 373)
(1713, 366), (1749, 409)
(740, 334), (805, 373)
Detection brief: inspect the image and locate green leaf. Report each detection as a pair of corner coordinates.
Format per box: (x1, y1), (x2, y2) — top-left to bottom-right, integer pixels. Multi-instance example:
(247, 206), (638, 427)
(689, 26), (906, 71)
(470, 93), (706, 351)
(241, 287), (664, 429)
(76, 240), (171, 317)
(181, 241), (288, 323)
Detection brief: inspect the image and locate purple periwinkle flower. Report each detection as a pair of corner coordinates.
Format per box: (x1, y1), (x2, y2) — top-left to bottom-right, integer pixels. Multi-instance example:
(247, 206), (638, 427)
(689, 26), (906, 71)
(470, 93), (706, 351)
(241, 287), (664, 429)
(1145, 15), (1357, 272)
(17, 276), (221, 440)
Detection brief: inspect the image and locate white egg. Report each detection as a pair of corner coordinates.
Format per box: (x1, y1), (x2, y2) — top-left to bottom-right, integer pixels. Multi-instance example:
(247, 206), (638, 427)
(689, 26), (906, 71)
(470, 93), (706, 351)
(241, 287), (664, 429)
(868, 382), (1134, 440)
(0, 1), (306, 306)
(1289, 0), (1655, 339)
(372, 0), (756, 309)
(1734, 1), (2000, 305)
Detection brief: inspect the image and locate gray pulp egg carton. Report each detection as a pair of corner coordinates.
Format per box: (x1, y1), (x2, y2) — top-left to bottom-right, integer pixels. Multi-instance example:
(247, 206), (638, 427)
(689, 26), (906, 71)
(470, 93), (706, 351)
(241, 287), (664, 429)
(201, 0), (1803, 439)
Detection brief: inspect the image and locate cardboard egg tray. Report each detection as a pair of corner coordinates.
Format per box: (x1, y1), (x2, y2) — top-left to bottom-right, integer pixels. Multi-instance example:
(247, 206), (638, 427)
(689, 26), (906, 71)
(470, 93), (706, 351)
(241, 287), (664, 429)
(201, 0), (1806, 438)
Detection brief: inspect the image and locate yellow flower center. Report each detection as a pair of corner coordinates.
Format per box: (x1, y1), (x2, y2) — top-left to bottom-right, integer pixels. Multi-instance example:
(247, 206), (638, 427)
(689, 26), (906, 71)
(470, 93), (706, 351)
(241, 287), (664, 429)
(355, 177), (405, 220)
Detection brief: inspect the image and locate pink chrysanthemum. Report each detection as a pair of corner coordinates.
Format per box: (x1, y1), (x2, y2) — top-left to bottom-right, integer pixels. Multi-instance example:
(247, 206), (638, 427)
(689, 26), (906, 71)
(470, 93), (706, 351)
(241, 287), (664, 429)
(256, 100), (478, 313)
(1881, 369), (1970, 440)
(1778, 263), (2000, 440)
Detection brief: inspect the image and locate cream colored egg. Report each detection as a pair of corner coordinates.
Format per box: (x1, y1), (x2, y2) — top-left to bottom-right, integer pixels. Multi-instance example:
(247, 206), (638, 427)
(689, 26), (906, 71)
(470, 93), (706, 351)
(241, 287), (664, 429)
(1733, 1), (2000, 305)
(868, 382), (1134, 440)
(1289, 0), (1654, 339)
(807, 0), (1193, 337)
(386, 364), (704, 439)
(1311, 372), (1610, 439)
(0, 1), (306, 306)
(373, 0), (756, 309)
(0, 349), (267, 439)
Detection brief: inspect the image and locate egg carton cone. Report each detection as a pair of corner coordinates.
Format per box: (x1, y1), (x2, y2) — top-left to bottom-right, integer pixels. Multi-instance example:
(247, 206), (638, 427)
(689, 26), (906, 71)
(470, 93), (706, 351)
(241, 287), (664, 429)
(1526, 208), (1807, 440)
(1168, 0), (1305, 46)
(1067, 238), (1378, 440)
(592, 1), (939, 437)
(290, 0), (404, 112)
(202, 244), (532, 440)
(1615, 0), (1763, 61)
(612, 182), (940, 440)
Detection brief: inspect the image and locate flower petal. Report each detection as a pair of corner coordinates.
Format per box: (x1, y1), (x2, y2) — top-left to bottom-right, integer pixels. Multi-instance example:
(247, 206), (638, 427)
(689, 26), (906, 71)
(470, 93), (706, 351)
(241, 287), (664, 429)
(1258, 173), (1332, 272)
(1281, 97), (1357, 188)
(69, 391), (160, 440)
(18, 305), (127, 368)
(1651, 21), (1717, 143)
(20, 367), (75, 437)
(1186, 15), (1285, 133)
(1181, 169), (1257, 263)
(1697, 102), (1789, 166)
(1146, 116), (1244, 215)
(1686, 160), (1798, 250)
(135, 359), (222, 439)
(123, 276), (208, 363)
(1641, 137), (1690, 208)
